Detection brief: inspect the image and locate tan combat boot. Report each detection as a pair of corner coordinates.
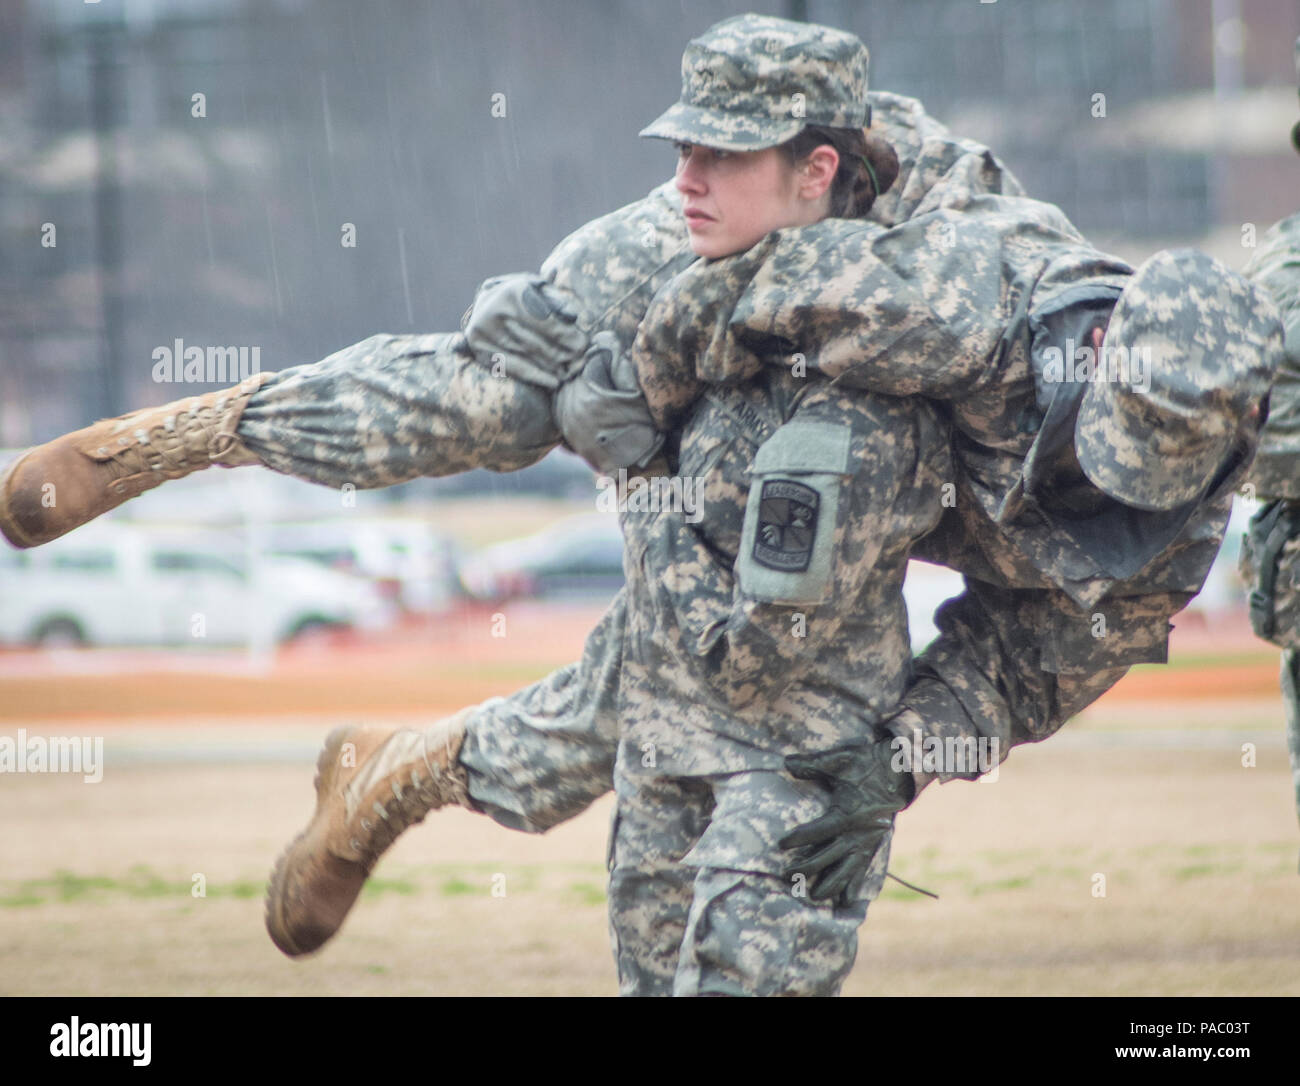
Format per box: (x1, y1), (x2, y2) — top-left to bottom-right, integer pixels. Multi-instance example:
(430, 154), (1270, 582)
(0, 372), (271, 549)
(265, 711), (472, 958)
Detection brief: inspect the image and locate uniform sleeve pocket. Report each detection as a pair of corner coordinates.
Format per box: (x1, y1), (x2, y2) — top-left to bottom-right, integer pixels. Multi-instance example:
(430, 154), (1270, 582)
(736, 421), (853, 605)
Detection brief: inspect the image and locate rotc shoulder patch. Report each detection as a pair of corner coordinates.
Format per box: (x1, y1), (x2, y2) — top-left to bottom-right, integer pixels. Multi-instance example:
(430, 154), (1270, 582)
(753, 480), (819, 572)
(738, 419), (851, 605)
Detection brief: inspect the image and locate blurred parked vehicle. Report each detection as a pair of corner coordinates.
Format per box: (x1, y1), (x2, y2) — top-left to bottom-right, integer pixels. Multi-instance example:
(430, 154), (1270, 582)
(460, 514), (625, 602)
(0, 523), (395, 647)
(264, 518), (464, 614)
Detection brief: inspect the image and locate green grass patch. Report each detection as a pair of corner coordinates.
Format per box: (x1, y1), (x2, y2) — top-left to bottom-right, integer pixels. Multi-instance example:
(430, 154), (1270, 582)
(0, 892), (43, 908)
(359, 877), (417, 898)
(1, 867), (277, 906)
(1182, 844), (1222, 858)
(1171, 862), (1243, 880)
(566, 882), (606, 906)
(974, 848), (1044, 867)
(970, 876), (1033, 897)
(52, 871), (117, 902)
(123, 865), (187, 898)
(209, 880), (263, 900)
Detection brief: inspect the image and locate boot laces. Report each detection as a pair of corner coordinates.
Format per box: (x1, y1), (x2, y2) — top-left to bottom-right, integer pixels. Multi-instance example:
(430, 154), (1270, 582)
(349, 768), (443, 863)
(95, 404), (226, 484)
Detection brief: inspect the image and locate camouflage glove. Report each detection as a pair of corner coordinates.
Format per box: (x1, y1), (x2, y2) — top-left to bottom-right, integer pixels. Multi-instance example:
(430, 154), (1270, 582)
(554, 331), (665, 474)
(461, 273), (589, 391)
(779, 737), (916, 907)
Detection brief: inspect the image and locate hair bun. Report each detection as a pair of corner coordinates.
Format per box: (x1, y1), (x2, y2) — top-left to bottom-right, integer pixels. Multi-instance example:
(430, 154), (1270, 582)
(859, 131), (899, 204)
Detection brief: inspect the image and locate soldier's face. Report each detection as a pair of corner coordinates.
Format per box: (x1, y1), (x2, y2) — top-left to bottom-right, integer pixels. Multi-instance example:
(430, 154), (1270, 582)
(674, 142), (833, 259)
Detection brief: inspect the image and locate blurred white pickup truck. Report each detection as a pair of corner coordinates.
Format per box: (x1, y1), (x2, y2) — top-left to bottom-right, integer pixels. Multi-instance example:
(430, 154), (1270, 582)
(0, 523), (394, 647)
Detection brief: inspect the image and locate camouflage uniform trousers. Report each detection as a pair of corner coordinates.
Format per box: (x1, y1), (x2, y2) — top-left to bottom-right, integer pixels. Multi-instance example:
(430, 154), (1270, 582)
(607, 758), (884, 997)
(238, 332), (561, 488)
(1242, 212), (1300, 841)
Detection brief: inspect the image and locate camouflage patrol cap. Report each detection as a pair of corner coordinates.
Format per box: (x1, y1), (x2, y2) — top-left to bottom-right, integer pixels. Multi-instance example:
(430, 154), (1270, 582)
(1074, 249), (1282, 512)
(639, 14), (870, 152)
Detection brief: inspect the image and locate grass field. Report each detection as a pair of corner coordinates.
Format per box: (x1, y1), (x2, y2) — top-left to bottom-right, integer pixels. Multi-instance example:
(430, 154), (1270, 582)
(1, 608), (1298, 996)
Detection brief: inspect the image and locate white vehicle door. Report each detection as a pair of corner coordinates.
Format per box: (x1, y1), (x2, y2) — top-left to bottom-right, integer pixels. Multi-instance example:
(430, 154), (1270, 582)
(147, 549), (252, 645)
(40, 541), (156, 645)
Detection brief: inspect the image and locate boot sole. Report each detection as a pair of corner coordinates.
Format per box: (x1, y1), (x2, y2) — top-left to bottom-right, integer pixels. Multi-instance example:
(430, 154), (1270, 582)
(0, 451), (40, 549)
(264, 725), (366, 958)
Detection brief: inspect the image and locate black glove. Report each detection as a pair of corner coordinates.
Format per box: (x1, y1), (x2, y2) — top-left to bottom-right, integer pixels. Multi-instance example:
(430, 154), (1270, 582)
(779, 738), (915, 907)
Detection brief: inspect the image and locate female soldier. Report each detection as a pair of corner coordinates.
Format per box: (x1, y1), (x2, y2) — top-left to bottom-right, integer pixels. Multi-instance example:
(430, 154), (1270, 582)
(273, 14), (941, 996)
(2, 12), (1279, 993)
(548, 14), (1278, 996)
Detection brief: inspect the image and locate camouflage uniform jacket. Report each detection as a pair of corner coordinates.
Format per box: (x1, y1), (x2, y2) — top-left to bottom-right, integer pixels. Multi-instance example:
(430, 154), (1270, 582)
(627, 196), (1274, 774)
(615, 368), (952, 777)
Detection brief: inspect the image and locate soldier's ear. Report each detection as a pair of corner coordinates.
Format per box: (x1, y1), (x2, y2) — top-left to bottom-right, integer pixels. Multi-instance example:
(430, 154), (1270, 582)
(796, 144), (839, 202)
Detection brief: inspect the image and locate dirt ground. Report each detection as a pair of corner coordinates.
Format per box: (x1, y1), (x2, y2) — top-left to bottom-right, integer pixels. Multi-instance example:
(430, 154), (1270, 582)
(1, 705), (1296, 996)
(1, 607), (1298, 997)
